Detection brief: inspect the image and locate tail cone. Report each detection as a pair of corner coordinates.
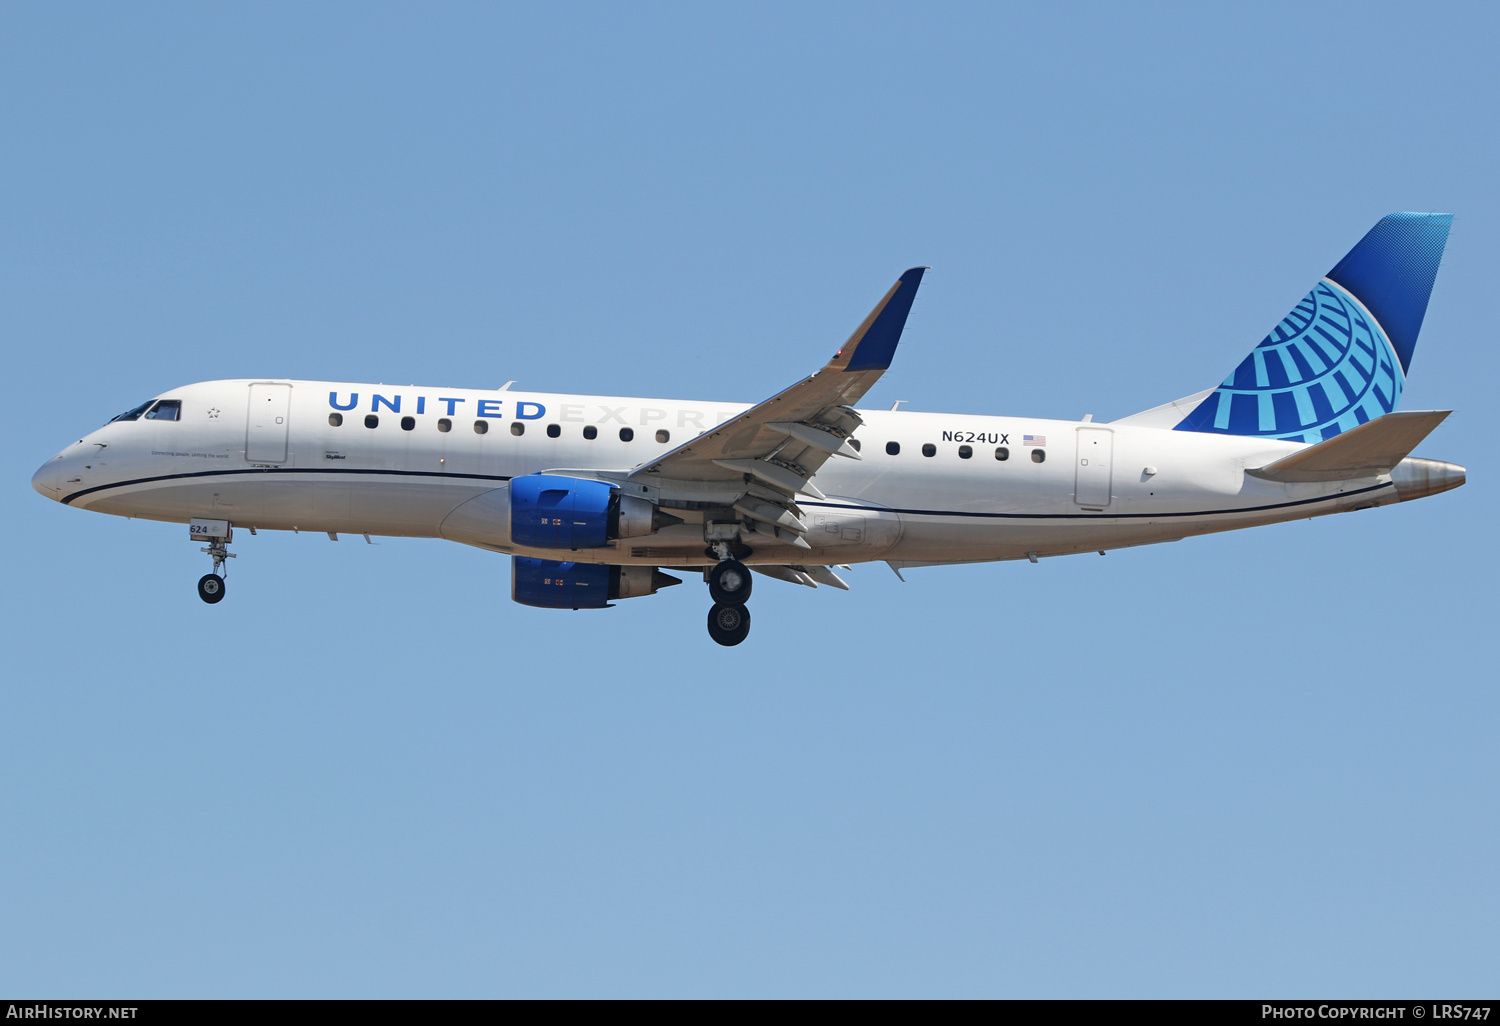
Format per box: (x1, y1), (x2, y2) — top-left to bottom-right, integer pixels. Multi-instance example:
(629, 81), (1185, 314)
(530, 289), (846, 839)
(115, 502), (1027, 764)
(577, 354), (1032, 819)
(1391, 457), (1466, 501)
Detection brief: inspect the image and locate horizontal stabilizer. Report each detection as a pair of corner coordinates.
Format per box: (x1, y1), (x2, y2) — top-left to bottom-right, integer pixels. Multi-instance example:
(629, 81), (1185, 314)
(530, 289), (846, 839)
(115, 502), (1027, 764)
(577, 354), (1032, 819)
(1246, 410), (1450, 482)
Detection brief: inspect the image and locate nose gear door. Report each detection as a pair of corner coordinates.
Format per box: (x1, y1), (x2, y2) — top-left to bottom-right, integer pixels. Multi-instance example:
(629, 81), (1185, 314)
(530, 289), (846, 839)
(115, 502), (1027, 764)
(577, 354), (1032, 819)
(246, 383), (292, 463)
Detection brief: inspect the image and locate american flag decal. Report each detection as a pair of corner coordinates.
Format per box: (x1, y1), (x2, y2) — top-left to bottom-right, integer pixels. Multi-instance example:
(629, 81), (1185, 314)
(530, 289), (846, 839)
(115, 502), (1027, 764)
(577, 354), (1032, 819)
(1023, 434), (1046, 446)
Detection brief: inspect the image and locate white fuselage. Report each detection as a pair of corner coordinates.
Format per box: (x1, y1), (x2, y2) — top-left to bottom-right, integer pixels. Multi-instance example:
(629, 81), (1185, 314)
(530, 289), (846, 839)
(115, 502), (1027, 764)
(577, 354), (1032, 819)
(33, 378), (1443, 569)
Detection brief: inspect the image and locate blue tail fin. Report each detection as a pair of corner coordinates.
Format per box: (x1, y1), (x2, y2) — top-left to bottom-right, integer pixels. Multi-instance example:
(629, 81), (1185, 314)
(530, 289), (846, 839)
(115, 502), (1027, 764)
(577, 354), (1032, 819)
(1175, 213), (1453, 443)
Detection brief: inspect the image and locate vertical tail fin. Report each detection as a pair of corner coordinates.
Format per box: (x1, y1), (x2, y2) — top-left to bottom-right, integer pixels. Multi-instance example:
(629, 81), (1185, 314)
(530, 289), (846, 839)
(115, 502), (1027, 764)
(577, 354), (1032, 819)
(1174, 213), (1453, 443)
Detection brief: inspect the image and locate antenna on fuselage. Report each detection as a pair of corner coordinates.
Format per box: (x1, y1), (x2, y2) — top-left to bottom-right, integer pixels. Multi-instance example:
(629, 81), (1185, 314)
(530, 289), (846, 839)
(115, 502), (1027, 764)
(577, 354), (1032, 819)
(498, 381), (516, 391)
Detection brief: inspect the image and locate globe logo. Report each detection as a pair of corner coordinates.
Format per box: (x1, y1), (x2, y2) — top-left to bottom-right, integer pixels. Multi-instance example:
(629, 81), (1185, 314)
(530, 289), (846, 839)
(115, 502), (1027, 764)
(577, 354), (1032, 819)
(1178, 279), (1403, 443)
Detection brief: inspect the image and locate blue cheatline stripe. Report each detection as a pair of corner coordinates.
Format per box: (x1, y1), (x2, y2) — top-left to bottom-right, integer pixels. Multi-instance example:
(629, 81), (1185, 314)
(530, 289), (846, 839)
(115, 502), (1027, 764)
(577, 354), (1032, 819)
(62, 467), (515, 505)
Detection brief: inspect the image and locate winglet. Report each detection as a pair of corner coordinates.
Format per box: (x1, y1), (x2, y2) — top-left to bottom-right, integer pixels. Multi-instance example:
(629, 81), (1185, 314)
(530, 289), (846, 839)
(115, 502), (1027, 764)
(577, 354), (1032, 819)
(829, 267), (929, 374)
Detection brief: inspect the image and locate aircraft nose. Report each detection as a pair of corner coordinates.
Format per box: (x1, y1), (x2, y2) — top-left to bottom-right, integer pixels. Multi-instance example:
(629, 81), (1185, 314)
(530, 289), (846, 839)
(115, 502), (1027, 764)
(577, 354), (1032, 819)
(32, 455), (62, 501)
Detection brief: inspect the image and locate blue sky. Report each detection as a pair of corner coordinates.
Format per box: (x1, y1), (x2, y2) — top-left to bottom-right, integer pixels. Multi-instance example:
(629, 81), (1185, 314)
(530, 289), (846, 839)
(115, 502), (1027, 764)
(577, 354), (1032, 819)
(2, 1), (1496, 997)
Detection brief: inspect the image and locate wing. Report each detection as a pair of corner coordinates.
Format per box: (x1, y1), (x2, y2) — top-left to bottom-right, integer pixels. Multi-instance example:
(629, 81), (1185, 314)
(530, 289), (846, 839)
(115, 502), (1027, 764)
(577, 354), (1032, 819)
(629, 267), (927, 535)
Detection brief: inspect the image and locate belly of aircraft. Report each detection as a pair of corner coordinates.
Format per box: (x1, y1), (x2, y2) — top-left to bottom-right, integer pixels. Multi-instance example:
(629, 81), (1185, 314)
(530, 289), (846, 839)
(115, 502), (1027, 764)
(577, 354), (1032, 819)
(80, 473), (497, 538)
(74, 456), (1399, 567)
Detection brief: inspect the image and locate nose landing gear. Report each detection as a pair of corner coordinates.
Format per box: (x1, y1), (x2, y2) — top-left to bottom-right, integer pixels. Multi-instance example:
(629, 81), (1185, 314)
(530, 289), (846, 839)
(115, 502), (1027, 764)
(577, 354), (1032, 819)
(191, 518), (235, 605)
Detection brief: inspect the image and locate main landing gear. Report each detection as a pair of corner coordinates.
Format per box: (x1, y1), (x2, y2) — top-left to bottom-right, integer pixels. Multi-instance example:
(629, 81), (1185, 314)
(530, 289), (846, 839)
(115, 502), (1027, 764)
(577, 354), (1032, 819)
(707, 600), (750, 647)
(705, 545), (753, 647)
(708, 558), (753, 605)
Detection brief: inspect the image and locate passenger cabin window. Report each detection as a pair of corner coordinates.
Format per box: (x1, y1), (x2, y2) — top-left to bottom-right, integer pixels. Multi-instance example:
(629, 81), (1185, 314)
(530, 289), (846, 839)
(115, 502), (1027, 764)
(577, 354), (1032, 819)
(108, 400), (155, 424)
(509, 422), (523, 436)
(655, 429), (670, 444)
(145, 400), (181, 421)
(546, 424), (561, 438)
(620, 427), (634, 442)
(848, 438), (861, 452)
(400, 416), (416, 431)
(365, 414), (379, 429)
(995, 446), (1009, 461)
(958, 444), (972, 459)
(921, 443), (936, 457)
(583, 425), (597, 440)
(474, 420), (489, 435)
(437, 418), (451, 432)
(1031, 448), (1046, 463)
(886, 441), (900, 456)
(328, 413), (343, 427)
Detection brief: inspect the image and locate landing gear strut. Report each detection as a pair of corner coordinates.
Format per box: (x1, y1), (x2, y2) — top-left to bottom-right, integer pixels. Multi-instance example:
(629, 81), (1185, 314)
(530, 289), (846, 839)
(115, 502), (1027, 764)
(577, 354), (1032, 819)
(192, 518), (235, 605)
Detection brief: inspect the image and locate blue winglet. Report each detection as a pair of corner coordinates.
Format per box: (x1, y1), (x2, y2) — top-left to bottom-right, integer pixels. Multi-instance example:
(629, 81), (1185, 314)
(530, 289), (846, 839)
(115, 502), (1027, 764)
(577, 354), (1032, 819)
(843, 267), (928, 373)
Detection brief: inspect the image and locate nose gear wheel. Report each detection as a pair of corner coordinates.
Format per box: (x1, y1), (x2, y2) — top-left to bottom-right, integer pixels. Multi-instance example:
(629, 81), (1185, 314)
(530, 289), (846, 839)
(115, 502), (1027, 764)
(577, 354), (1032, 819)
(197, 573), (226, 604)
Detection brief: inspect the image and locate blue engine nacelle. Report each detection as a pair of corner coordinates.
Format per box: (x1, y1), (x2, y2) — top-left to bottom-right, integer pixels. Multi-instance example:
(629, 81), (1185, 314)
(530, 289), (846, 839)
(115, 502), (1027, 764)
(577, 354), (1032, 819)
(510, 474), (679, 550)
(511, 475), (614, 549)
(512, 558), (682, 609)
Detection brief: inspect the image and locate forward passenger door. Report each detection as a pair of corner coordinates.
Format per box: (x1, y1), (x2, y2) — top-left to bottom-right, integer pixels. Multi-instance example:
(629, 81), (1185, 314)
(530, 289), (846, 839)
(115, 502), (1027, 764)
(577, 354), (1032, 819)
(246, 383), (292, 463)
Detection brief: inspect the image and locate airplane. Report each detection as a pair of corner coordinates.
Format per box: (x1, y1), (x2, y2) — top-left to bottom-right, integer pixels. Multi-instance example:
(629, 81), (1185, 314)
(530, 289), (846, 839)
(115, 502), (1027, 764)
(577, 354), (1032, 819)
(32, 213), (1465, 646)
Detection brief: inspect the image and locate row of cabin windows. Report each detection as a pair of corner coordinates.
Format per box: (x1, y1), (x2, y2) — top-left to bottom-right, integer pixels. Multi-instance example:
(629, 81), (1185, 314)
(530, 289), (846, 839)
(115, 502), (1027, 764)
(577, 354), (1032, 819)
(328, 412), (669, 443)
(883, 440), (1045, 463)
(324, 413), (1041, 462)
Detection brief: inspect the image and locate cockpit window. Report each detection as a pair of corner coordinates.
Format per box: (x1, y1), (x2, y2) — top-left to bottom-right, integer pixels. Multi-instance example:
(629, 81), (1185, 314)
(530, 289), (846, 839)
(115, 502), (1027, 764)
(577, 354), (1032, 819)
(108, 400), (155, 424)
(144, 400), (181, 421)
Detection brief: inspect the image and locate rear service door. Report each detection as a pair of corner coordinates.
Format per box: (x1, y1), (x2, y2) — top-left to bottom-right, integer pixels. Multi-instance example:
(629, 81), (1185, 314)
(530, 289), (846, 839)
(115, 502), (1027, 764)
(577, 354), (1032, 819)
(246, 383), (292, 463)
(1074, 427), (1113, 509)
